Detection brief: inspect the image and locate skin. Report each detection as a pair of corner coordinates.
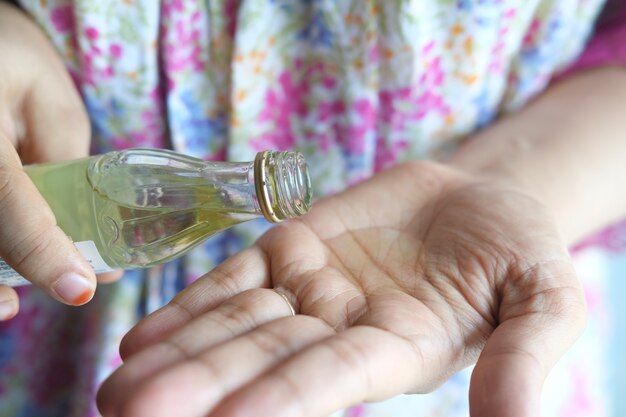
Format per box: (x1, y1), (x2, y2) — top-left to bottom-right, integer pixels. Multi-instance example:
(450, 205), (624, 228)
(0, 3), (121, 319)
(98, 163), (584, 417)
(98, 67), (626, 417)
(1, 1), (626, 416)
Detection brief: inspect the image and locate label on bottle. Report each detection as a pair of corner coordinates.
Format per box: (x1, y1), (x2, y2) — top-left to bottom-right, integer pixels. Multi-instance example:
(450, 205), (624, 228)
(0, 240), (114, 287)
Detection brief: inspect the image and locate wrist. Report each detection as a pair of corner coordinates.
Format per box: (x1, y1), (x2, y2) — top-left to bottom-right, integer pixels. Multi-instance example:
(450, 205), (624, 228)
(448, 67), (626, 245)
(447, 132), (545, 208)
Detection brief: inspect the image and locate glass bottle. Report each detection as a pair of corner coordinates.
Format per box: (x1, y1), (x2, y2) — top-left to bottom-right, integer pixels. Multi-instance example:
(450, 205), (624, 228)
(0, 149), (312, 286)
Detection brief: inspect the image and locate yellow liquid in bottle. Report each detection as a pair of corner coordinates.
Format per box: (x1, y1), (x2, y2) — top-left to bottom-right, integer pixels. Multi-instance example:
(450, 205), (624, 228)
(25, 156), (257, 269)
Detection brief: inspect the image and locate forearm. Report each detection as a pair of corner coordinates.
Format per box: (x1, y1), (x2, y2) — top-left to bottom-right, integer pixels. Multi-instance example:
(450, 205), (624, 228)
(450, 66), (626, 246)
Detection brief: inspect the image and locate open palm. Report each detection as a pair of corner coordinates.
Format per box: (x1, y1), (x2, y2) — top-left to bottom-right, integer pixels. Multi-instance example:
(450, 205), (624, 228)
(98, 161), (585, 417)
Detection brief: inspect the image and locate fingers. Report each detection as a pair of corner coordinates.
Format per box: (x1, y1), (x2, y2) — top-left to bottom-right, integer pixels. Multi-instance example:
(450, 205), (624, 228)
(0, 285), (19, 321)
(102, 323), (419, 417)
(0, 136), (96, 305)
(0, 0), (91, 163)
(212, 326), (419, 417)
(102, 283), (424, 417)
(469, 262), (586, 417)
(98, 289), (333, 416)
(19, 63), (91, 163)
(119, 246), (270, 358)
(0, 0), (94, 310)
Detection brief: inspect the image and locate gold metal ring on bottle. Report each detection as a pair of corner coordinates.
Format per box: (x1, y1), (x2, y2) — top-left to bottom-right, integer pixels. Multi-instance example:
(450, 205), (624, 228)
(254, 151), (282, 223)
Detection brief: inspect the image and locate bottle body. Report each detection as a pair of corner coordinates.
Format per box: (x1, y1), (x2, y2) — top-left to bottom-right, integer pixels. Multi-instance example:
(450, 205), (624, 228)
(0, 148), (312, 285)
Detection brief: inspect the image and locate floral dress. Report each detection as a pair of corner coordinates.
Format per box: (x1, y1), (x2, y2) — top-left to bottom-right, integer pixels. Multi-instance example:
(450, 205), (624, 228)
(1, 1), (623, 416)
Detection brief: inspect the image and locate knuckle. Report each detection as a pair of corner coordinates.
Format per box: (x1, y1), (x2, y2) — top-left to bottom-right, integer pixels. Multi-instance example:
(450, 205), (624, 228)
(168, 297), (195, 322)
(65, 103), (91, 141)
(7, 226), (57, 271)
(329, 336), (367, 372)
(0, 167), (16, 205)
(220, 300), (260, 332)
(207, 264), (245, 295)
(51, 99), (91, 148)
(248, 326), (289, 357)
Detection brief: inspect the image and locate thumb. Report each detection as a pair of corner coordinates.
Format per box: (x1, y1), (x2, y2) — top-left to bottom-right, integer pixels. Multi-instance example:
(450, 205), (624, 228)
(0, 135), (96, 305)
(469, 262), (586, 417)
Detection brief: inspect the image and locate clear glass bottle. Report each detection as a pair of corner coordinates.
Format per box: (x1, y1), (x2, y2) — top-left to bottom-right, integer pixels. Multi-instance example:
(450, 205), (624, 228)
(0, 149), (312, 286)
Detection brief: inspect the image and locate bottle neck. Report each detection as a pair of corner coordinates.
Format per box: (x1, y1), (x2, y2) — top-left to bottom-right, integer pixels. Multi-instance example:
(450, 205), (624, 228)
(87, 148), (311, 222)
(254, 151), (312, 222)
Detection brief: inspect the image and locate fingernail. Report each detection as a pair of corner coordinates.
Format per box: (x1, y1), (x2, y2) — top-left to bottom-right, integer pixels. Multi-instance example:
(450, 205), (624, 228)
(53, 272), (95, 305)
(0, 300), (17, 320)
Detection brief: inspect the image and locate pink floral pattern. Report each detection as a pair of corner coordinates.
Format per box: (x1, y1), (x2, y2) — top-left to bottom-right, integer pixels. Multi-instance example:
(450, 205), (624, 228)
(2, 1), (620, 416)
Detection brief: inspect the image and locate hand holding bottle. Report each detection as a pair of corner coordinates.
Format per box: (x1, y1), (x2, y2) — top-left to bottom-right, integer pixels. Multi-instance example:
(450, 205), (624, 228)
(97, 160), (585, 417)
(0, 3), (110, 319)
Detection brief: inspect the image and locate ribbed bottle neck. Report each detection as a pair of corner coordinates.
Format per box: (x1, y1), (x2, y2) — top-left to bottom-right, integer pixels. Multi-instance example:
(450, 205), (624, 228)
(254, 151), (312, 222)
